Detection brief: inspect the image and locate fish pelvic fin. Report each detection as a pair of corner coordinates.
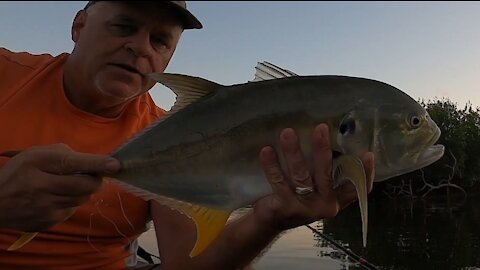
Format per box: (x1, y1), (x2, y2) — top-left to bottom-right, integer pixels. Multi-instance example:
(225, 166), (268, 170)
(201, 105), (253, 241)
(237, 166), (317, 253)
(8, 232), (38, 251)
(333, 154), (369, 247)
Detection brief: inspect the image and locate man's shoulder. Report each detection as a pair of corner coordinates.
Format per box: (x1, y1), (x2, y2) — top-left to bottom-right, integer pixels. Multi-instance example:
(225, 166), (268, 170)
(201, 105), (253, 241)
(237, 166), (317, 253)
(0, 47), (64, 69)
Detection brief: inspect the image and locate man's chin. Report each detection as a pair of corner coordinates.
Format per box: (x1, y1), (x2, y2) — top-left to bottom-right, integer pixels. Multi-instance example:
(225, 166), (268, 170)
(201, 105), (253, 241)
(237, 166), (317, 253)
(96, 81), (144, 102)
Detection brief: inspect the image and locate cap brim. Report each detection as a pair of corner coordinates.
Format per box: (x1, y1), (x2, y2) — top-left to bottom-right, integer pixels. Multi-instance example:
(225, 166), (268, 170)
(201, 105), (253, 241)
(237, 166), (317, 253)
(84, 1), (203, 30)
(166, 2), (203, 29)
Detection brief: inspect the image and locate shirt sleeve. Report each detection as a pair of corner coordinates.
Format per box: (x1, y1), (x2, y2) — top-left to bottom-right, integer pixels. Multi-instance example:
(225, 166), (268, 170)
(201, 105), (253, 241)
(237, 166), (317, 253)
(0, 47), (53, 106)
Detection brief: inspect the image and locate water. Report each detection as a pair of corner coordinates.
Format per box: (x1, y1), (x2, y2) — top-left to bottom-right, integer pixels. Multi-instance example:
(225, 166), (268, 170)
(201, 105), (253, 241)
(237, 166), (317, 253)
(139, 195), (480, 269)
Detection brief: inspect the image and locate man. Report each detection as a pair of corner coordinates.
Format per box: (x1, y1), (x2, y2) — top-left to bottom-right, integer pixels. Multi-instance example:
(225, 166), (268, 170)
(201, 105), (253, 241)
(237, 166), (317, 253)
(0, 1), (375, 269)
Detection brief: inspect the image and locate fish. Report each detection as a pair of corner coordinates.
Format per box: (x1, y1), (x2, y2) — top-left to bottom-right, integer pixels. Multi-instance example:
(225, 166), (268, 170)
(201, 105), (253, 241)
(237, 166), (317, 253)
(6, 61), (445, 257)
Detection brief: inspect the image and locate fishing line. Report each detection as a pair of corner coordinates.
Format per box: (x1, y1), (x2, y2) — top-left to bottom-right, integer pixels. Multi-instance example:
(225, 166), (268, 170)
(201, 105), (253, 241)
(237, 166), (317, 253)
(95, 200), (131, 242)
(305, 224), (379, 270)
(87, 213), (106, 256)
(117, 192), (136, 233)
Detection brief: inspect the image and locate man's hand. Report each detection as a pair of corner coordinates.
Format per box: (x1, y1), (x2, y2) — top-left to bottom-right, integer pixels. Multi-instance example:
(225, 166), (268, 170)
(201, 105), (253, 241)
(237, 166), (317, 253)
(254, 123), (375, 231)
(0, 144), (121, 232)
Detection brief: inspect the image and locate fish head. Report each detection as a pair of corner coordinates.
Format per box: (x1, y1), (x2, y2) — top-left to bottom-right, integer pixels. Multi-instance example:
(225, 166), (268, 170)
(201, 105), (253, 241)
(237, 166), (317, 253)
(374, 102), (444, 181)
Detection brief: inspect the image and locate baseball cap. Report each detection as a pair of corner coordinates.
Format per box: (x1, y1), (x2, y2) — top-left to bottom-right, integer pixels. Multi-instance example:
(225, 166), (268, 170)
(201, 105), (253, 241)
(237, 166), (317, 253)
(84, 1), (203, 29)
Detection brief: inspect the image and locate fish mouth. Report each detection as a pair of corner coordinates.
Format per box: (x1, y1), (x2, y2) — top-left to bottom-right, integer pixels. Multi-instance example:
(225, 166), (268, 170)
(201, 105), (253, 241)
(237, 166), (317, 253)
(377, 144), (445, 182)
(406, 123), (445, 173)
(414, 144), (445, 169)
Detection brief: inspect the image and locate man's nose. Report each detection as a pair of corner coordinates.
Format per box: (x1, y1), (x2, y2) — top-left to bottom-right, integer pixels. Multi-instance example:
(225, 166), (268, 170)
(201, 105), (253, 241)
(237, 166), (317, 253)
(125, 32), (152, 58)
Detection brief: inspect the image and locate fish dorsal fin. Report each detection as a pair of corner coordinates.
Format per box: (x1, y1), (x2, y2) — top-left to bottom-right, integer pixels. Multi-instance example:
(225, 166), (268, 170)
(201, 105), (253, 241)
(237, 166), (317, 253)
(251, 61), (299, 82)
(332, 154), (369, 247)
(147, 73), (222, 116)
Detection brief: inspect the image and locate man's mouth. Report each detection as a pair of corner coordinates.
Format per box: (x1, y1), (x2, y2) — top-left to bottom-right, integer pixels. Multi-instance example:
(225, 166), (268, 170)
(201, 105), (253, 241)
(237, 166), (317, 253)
(110, 63), (142, 75)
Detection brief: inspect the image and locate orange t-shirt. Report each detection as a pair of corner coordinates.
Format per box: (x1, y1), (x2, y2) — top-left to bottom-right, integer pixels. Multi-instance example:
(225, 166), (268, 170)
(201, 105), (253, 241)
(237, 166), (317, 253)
(0, 48), (166, 269)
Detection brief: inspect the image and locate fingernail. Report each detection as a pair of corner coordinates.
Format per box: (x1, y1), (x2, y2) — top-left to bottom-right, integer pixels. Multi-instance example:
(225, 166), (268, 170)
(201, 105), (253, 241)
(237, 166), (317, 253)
(281, 128), (296, 141)
(314, 125), (323, 139)
(261, 146), (276, 160)
(320, 123), (329, 137)
(104, 158), (121, 173)
(320, 124), (331, 144)
(313, 125), (325, 148)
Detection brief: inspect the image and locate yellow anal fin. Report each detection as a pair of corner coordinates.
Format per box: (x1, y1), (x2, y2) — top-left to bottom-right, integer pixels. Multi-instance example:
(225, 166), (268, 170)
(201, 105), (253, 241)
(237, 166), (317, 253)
(174, 202), (231, 257)
(8, 232), (38, 251)
(333, 154), (368, 247)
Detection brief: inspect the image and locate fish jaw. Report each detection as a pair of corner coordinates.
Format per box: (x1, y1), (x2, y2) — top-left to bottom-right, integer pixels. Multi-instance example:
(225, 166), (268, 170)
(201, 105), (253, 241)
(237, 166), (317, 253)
(375, 143), (444, 182)
(415, 144), (445, 169)
(414, 122), (445, 168)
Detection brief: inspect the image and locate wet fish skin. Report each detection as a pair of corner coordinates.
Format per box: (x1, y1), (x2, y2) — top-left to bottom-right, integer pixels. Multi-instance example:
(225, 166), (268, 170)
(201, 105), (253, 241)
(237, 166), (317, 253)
(113, 74), (441, 209)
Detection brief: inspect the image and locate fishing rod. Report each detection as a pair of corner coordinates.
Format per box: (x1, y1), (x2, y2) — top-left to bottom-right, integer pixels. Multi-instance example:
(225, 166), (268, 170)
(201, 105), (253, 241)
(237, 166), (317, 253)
(305, 224), (379, 270)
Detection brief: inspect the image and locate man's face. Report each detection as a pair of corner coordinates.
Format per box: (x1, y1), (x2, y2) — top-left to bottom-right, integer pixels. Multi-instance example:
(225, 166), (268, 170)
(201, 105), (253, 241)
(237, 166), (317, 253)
(70, 2), (183, 106)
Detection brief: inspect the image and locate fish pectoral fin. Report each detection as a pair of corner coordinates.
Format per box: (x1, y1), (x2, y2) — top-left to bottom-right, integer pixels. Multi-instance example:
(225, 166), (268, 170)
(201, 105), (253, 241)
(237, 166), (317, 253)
(332, 154), (369, 247)
(170, 202), (231, 258)
(8, 232), (38, 251)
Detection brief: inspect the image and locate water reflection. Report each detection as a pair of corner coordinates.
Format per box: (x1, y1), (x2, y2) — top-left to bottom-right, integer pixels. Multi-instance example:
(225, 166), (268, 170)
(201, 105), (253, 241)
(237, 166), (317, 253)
(319, 195), (480, 270)
(139, 195), (480, 270)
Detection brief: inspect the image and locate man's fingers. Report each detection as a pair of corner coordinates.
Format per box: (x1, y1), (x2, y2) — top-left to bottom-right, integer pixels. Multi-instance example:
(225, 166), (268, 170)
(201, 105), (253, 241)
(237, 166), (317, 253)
(29, 144), (121, 175)
(49, 152), (120, 175)
(279, 128), (313, 189)
(40, 208), (78, 231)
(38, 173), (104, 197)
(259, 146), (291, 196)
(312, 124), (334, 198)
(50, 194), (91, 208)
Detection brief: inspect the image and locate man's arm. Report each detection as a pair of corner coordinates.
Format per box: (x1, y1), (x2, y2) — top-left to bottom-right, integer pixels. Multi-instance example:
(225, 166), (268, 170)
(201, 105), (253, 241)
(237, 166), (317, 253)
(151, 124), (375, 270)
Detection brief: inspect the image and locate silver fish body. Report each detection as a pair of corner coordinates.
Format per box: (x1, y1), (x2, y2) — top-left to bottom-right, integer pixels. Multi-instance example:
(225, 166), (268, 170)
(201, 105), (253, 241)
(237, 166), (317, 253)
(111, 74), (443, 211)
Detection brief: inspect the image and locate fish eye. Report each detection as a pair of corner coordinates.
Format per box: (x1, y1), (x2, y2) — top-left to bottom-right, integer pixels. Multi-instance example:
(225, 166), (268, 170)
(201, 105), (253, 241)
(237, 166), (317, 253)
(340, 118), (356, 135)
(409, 115), (422, 128)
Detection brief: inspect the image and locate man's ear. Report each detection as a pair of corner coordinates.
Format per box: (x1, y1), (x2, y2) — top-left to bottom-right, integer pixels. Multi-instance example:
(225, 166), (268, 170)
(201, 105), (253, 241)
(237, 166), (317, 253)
(71, 10), (87, 42)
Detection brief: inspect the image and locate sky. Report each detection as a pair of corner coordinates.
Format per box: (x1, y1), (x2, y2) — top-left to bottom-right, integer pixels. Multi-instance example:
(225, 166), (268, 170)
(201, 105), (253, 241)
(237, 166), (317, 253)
(1, 1), (479, 110)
